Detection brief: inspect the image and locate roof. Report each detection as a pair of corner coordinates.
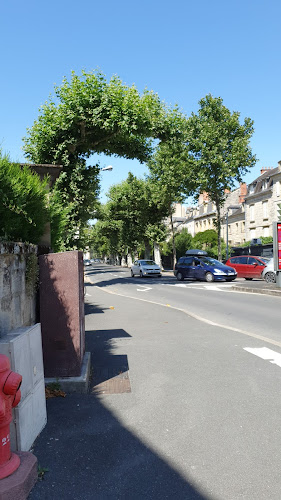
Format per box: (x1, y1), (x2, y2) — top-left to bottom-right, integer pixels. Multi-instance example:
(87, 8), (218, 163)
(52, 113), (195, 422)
(245, 167), (279, 200)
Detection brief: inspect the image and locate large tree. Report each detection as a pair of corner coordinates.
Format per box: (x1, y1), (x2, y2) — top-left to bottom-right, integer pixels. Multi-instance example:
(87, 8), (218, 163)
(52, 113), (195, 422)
(148, 137), (195, 268)
(23, 70), (185, 248)
(185, 94), (256, 260)
(105, 173), (170, 262)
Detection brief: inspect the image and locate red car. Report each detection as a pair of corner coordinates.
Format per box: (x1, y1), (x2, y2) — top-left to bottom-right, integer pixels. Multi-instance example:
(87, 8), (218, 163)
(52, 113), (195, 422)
(225, 256), (271, 280)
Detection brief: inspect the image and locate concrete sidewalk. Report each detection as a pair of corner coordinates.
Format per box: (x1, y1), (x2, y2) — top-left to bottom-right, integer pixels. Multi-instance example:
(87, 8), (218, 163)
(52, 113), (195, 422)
(28, 283), (207, 500)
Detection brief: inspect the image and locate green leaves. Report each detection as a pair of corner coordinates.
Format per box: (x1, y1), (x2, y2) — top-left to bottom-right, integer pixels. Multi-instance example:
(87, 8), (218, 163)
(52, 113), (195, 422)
(23, 70), (184, 166)
(0, 152), (49, 243)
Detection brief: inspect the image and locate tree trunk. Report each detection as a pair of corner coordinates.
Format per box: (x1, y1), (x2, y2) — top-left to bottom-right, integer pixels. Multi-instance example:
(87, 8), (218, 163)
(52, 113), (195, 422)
(144, 240), (151, 260)
(121, 256), (127, 267)
(216, 203), (222, 261)
(127, 253), (133, 268)
(153, 242), (162, 269)
(170, 210), (177, 270)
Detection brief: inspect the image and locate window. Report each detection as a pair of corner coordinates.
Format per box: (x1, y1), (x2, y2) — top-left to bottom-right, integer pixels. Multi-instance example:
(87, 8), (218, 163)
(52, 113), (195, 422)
(248, 257), (258, 265)
(236, 256), (248, 264)
(262, 201), (268, 219)
(276, 181), (280, 197)
(263, 226), (269, 237)
(180, 257), (193, 267)
(250, 205), (255, 221)
(236, 223), (239, 233)
(250, 228), (256, 238)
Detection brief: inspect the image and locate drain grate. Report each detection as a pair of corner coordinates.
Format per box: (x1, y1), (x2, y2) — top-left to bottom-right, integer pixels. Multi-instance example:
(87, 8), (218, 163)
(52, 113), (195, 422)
(92, 369), (131, 395)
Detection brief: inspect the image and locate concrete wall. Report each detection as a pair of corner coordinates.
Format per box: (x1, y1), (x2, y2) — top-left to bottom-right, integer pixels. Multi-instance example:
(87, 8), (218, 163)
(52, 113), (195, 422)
(0, 242), (37, 336)
(0, 243), (47, 451)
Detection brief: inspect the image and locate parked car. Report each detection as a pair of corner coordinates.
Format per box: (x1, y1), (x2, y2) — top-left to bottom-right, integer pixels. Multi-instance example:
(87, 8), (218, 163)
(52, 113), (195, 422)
(174, 250), (237, 282)
(131, 260), (162, 278)
(225, 255), (271, 280)
(261, 258), (276, 283)
(83, 259), (91, 267)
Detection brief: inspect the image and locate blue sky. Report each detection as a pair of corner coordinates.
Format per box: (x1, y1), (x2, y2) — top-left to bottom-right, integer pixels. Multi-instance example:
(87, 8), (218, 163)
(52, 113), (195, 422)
(1, 0), (280, 203)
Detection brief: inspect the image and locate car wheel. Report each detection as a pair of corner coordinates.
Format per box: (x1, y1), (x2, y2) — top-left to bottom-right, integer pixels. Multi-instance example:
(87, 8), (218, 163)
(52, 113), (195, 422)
(140, 270), (143, 278)
(176, 272), (184, 281)
(205, 272), (214, 282)
(264, 272), (276, 283)
(245, 278), (253, 280)
(131, 270), (134, 277)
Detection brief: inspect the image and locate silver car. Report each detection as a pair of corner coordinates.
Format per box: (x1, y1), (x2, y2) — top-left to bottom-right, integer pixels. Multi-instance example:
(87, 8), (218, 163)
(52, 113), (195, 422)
(131, 259), (162, 278)
(261, 257), (276, 283)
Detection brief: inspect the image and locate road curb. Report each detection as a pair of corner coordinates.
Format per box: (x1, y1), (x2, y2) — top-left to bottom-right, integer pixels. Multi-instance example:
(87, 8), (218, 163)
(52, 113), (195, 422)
(232, 285), (281, 297)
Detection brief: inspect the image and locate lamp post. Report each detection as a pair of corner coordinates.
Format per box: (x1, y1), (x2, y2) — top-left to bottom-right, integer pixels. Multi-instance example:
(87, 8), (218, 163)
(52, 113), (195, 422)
(100, 165), (113, 171)
(226, 205), (240, 260)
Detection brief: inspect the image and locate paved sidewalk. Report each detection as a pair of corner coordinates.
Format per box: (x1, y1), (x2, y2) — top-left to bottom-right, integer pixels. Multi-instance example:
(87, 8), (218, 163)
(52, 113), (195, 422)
(28, 283), (207, 500)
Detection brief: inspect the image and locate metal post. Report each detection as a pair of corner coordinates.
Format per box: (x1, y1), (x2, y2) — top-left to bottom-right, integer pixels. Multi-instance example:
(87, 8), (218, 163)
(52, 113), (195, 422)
(226, 211), (229, 260)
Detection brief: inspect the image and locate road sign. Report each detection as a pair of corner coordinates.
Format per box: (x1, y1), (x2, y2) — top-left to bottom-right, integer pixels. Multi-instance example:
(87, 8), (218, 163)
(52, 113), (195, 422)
(273, 221), (281, 271)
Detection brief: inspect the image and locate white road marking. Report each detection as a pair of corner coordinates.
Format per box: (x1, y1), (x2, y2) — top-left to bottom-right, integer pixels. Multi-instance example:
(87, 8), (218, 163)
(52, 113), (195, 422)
(244, 347), (281, 368)
(164, 283), (188, 288)
(162, 283), (234, 291)
(136, 286), (152, 292)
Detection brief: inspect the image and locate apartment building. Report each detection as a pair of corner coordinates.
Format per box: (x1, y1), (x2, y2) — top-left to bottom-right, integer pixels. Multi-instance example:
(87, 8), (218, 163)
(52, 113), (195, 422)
(244, 162), (281, 241)
(170, 160), (281, 244)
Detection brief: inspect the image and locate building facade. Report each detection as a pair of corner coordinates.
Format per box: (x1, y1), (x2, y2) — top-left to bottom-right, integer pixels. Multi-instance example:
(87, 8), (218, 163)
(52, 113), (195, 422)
(170, 161), (281, 246)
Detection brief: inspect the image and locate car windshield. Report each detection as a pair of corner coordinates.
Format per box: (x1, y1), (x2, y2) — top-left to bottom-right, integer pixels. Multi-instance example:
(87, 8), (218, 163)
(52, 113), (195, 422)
(140, 260), (157, 265)
(199, 257), (223, 267)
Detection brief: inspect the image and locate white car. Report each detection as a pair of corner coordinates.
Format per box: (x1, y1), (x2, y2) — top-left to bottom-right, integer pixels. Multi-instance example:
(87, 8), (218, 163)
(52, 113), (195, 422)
(261, 257), (276, 283)
(131, 260), (162, 278)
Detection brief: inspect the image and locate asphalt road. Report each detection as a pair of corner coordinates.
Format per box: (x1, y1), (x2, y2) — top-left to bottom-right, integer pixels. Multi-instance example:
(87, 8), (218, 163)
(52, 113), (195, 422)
(30, 263), (281, 499)
(86, 264), (281, 344)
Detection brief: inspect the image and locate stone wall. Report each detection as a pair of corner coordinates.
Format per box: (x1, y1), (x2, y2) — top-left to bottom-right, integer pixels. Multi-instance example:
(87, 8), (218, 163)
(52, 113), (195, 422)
(0, 242), (37, 336)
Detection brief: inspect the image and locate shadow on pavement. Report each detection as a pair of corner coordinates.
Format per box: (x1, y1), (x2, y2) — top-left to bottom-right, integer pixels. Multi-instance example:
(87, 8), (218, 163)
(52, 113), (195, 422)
(29, 393), (208, 500)
(84, 302), (110, 315)
(29, 319), (209, 499)
(87, 328), (131, 386)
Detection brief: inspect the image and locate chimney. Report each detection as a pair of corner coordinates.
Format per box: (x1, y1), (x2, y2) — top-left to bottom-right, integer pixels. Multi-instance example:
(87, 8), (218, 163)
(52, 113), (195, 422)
(239, 183), (247, 203)
(260, 167), (274, 175)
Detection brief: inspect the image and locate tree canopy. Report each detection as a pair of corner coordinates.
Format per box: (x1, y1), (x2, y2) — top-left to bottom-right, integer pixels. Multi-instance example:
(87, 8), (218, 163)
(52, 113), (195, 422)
(105, 173), (170, 257)
(150, 94), (256, 260)
(22, 70), (186, 249)
(23, 70), (185, 166)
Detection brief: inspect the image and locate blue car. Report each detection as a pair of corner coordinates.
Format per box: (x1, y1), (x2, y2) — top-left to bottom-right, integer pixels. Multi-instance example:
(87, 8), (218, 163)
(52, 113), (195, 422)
(174, 250), (237, 282)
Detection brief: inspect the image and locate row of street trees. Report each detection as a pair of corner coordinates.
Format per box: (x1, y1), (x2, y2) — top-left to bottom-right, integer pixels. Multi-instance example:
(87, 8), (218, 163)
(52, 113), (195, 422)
(2, 70), (256, 260)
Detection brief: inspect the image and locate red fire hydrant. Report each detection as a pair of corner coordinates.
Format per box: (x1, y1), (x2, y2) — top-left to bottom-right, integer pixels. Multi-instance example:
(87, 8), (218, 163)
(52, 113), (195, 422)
(0, 354), (22, 480)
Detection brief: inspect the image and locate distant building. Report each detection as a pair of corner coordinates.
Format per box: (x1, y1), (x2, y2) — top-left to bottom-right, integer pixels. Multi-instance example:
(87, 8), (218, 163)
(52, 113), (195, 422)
(244, 162), (281, 241)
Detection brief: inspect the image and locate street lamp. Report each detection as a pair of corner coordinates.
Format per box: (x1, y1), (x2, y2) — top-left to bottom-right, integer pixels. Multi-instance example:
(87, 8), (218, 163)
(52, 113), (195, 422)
(225, 205), (241, 260)
(100, 165), (113, 171)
